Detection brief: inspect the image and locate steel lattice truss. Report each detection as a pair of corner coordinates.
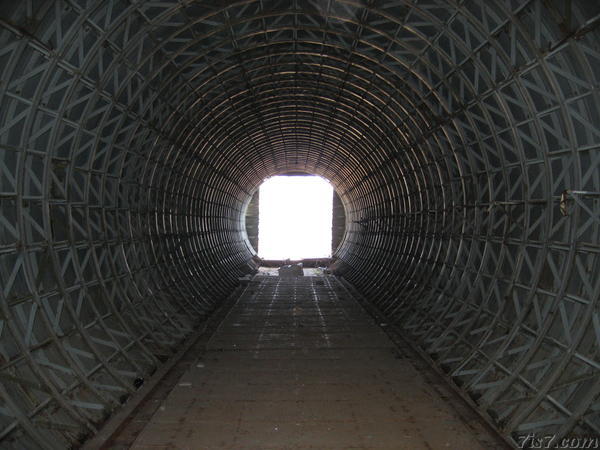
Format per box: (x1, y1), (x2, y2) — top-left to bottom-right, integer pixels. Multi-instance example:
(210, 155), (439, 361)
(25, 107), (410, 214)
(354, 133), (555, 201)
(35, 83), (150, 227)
(0, 0), (599, 447)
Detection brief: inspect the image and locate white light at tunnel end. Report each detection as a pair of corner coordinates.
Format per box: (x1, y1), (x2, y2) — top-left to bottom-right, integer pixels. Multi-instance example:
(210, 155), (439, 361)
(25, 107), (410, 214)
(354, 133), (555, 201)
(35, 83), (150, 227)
(258, 175), (333, 260)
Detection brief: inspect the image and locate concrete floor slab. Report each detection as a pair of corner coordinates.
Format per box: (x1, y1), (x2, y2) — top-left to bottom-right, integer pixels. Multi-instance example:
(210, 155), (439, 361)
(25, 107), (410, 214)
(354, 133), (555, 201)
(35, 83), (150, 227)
(130, 276), (503, 449)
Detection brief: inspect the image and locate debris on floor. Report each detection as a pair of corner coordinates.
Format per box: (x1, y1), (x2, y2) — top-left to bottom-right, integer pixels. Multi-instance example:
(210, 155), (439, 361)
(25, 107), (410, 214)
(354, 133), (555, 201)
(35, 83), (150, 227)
(278, 263), (304, 277)
(257, 266), (279, 276)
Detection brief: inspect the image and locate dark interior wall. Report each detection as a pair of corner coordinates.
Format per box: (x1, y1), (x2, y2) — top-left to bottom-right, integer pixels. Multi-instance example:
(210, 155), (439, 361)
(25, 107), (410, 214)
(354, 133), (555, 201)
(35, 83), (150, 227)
(244, 190), (260, 254)
(0, 1), (599, 448)
(332, 191), (346, 253)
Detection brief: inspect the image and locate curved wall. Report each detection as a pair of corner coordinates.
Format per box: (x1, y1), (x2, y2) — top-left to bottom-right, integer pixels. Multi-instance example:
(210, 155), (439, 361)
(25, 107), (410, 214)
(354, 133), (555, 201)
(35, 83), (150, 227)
(0, 1), (599, 447)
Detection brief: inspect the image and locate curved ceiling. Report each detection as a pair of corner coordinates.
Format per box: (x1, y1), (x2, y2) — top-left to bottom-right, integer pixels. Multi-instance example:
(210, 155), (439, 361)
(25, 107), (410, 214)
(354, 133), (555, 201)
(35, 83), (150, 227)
(0, 0), (599, 447)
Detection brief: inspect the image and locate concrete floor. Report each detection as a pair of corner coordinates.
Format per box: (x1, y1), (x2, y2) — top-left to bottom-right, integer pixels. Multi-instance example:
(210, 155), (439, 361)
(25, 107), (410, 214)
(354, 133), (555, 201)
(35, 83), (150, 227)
(130, 276), (500, 449)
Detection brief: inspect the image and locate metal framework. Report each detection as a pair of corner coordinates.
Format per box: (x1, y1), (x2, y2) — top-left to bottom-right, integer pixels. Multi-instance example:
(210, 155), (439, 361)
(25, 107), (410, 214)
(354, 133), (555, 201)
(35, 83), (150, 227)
(0, 0), (598, 447)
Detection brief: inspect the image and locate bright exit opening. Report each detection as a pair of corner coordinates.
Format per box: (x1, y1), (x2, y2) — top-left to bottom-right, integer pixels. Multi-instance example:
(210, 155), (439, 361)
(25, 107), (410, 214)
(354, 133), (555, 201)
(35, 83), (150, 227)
(258, 175), (333, 260)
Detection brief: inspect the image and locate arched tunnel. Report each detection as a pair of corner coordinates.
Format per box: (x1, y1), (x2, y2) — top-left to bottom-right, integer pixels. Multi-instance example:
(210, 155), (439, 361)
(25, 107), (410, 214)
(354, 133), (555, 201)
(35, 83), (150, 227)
(0, 0), (599, 448)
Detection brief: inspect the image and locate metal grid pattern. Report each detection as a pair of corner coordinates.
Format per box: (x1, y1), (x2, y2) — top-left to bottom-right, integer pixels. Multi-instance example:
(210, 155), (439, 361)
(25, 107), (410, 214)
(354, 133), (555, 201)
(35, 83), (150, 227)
(0, 0), (598, 447)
